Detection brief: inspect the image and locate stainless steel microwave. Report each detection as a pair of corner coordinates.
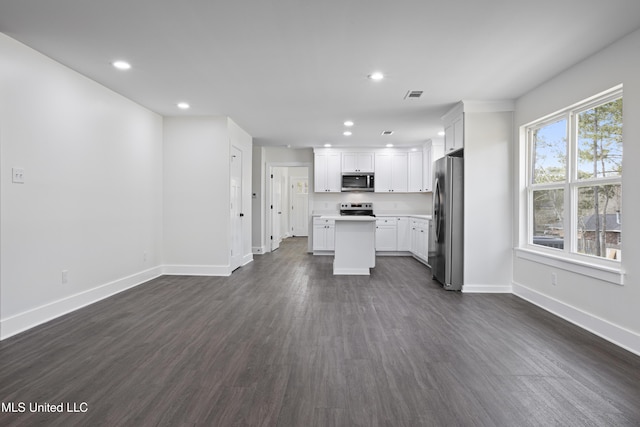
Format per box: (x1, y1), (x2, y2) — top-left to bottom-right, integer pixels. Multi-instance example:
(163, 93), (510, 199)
(341, 173), (374, 192)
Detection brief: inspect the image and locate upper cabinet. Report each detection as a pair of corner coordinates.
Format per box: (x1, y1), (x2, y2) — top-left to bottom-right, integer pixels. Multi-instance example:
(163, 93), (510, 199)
(314, 152), (341, 192)
(423, 139), (444, 192)
(375, 152), (408, 192)
(443, 103), (464, 154)
(408, 151), (423, 192)
(342, 152), (374, 172)
(314, 145), (445, 193)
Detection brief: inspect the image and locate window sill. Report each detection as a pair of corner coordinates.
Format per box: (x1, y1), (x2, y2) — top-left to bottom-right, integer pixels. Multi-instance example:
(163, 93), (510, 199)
(515, 247), (624, 285)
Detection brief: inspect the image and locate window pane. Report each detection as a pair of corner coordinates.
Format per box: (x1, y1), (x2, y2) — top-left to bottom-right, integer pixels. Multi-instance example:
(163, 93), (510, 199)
(576, 184), (621, 260)
(577, 98), (623, 179)
(532, 189), (564, 249)
(532, 119), (567, 184)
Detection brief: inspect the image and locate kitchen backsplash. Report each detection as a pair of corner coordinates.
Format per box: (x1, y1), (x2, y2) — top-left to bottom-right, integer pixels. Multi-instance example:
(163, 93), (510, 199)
(313, 192), (432, 214)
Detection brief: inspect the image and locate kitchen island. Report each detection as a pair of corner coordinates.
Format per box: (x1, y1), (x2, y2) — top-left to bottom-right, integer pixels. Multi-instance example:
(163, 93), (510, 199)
(320, 215), (376, 275)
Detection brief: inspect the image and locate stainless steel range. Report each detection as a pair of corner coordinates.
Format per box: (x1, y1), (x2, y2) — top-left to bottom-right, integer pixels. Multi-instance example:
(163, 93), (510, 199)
(339, 202), (374, 217)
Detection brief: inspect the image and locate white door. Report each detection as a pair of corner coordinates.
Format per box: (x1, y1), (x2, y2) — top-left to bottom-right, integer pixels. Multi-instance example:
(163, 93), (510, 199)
(271, 168), (282, 251)
(290, 175), (309, 236)
(280, 172), (289, 239)
(230, 147), (243, 271)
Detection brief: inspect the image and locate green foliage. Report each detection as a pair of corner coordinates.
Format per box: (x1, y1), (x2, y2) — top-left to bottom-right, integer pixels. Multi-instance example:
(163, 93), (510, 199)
(577, 98), (623, 179)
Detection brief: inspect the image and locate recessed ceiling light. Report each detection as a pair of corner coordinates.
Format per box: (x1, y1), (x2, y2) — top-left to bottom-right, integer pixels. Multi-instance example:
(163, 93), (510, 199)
(112, 60), (131, 70)
(368, 72), (384, 81)
(381, 130), (394, 135)
(177, 102), (190, 109)
(343, 131), (352, 136)
(324, 143), (332, 147)
(386, 143), (394, 148)
(344, 120), (354, 127)
(437, 131), (445, 136)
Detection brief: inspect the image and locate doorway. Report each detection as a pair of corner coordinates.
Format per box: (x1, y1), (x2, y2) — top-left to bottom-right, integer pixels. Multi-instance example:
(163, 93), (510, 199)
(266, 164), (311, 252)
(290, 171), (309, 237)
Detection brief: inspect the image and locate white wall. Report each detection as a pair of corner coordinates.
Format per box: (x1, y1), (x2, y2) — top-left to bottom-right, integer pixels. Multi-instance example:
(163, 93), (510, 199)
(312, 192), (431, 215)
(228, 118), (254, 265)
(513, 28), (640, 354)
(252, 146), (266, 253)
(464, 111), (513, 292)
(163, 117), (231, 272)
(163, 117), (253, 274)
(0, 34), (164, 338)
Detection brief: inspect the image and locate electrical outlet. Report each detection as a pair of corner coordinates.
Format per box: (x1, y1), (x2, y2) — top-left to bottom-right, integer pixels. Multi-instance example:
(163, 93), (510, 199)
(62, 270), (69, 284)
(12, 168), (25, 184)
(551, 272), (557, 286)
(143, 251), (148, 262)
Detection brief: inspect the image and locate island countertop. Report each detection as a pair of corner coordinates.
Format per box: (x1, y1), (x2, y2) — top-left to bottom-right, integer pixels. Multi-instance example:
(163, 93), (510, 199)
(319, 215), (377, 221)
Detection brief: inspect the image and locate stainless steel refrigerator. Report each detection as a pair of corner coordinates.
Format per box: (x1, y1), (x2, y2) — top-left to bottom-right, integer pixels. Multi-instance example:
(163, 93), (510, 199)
(429, 155), (463, 291)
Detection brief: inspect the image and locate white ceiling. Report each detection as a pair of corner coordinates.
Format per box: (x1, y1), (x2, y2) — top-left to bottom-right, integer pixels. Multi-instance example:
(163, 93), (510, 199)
(2, 0), (640, 148)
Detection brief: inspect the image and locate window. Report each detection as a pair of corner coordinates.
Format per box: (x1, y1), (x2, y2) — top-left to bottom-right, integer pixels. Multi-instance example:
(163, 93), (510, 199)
(525, 87), (623, 264)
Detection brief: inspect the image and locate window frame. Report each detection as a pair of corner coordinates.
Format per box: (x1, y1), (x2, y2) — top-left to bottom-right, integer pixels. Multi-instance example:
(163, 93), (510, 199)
(520, 86), (624, 284)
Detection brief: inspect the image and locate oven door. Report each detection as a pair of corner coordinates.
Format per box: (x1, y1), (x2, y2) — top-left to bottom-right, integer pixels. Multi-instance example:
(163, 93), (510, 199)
(341, 210), (374, 217)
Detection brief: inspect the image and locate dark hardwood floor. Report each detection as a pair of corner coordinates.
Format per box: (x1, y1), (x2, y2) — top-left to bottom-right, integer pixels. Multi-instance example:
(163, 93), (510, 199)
(1, 237), (639, 426)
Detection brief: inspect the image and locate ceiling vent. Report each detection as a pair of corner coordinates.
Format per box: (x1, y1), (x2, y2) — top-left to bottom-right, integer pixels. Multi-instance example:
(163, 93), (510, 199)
(381, 130), (394, 135)
(404, 90), (423, 99)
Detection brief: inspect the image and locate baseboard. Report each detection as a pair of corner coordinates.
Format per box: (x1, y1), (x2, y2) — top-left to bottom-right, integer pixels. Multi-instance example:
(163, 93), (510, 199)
(463, 283), (513, 293)
(411, 255), (429, 266)
(252, 246), (267, 255)
(0, 266), (163, 341)
(242, 254), (254, 266)
(376, 251), (412, 257)
(333, 267), (371, 275)
(162, 264), (232, 276)
(512, 281), (640, 357)
(312, 250), (334, 256)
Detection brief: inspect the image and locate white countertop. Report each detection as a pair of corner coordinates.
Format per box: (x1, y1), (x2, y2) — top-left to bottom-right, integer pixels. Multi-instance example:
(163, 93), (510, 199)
(313, 211), (431, 220)
(319, 215), (376, 221)
(375, 213), (432, 220)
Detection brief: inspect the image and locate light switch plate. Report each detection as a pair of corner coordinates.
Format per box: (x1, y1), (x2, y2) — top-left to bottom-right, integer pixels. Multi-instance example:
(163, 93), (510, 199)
(12, 168), (25, 184)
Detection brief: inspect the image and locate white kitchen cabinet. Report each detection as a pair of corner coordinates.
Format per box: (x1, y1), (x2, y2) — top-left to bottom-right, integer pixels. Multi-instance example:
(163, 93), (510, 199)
(342, 152), (374, 172)
(410, 218), (429, 262)
(313, 217), (335, 251)
(408, 151), (423, 192)
(314, 152), (341, 192)
(375, 217), (397, 251)
(397, 217), (411, 251)
(423, 139), (444, 192)
(443, 103), (464, 154)
(375, 152), (408, 193)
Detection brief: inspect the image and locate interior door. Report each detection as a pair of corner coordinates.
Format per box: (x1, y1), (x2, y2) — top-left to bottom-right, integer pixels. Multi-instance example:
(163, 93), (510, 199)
(271, 168), (282, 251)
(230, 147), (243, 271)
(290, 175), (309, 236)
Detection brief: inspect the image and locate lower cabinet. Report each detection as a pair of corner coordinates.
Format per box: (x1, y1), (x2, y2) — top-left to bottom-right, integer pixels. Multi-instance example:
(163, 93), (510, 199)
(375, 218), (397, 251)
(313, 215), (428, 260)
(397, 217), (411, 251)
(313, 217), (335, 251)
(410, 218), (429, 262)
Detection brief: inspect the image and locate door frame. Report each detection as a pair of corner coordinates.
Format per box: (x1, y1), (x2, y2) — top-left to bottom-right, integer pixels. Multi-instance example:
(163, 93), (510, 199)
(289, 174), (309, 237)
(265, 162), (312, 253)
(230, 145), (243, 271)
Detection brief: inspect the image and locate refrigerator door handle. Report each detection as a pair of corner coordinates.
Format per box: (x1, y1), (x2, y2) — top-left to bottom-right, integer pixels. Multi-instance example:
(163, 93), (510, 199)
(434, 179), (442, 243)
